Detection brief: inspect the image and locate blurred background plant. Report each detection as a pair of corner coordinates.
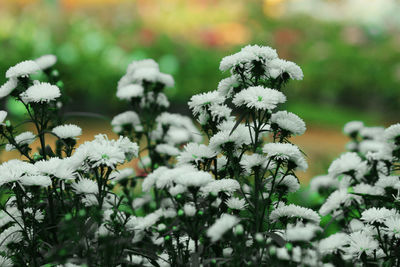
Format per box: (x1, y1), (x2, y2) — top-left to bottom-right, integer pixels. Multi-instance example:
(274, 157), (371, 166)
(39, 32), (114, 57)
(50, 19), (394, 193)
(1, 0), (399, 183)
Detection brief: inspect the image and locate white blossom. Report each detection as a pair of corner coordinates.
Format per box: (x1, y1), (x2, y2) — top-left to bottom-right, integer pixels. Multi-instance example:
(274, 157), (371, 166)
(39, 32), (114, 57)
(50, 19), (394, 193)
(232, 86), (286, 111)
(6, 60), (40, 78)
(270, 204), (320, 224)
(263, 143), (308, 171)
(71, 178), (99, 194)
(116, 84), (144, 100)
(268, 58), (303, 80)
(20, 82), (61, 103)
(52, 124), (82, 139)
(34, 54), (57, 70)
(207, 214), (240, 242)
(0, 78), (18, 98)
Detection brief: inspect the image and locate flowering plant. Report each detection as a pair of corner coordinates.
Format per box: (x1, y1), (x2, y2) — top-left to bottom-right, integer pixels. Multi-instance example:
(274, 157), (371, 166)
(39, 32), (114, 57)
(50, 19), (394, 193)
(0, 45), (399, 267)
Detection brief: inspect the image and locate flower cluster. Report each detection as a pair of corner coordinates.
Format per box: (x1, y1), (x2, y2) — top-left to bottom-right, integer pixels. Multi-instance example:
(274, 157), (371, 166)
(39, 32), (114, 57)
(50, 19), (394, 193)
(309, 121), (400, 265)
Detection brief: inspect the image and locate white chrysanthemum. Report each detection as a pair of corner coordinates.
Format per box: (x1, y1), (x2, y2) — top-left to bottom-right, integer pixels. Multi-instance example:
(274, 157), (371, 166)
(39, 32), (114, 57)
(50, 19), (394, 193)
(0, 160), (38, 186)
(232, 86), (286, 111)
(52, 124), (82, 139)
(353, 183), (384, 196)
(319, 189), (363, 216)
(188, 91), (225, 116)
(345, 231), (379, 259)
(183, 203), (196, 217)
(116, 84), (144, 100)
(359, 140), (385, 155)
(111, 111), (142, 133)
(266, 175), (300, 193)
(309, 175), (338, 192)
(263, 143), (308, 171)
(285, 222), (321, 242)
(132, 194), (152, 209)
(0, 111), (7, 126)
(6, 131), (36, 151)
(225, 197), (247, 210)
(71, 178), (99, 194)
(154, 165), (195, 190)
(343, 121), (364, 135)
(20, 82), (61, 103)
(207, 214), (240, 242)
(141, 167), (166, 192)
(0, 225), (23, 251)
(34, 54), (57, 70)
(200, 179), (240, 195)
(328, 152), (364, 177)
(178, 143), (217, 165)
(270, 204), (320, 224)
(319, 232), (349, 255)
(384, 123), (400, 143)
(155, 144), (180, 156)
(268, 58), (303, 80)
(0, 256), (13, 267)
(110, 168), (135, 182)
(6, 60), (40, 78)
(208, 104), (232, 121)
(361, 207), (397, 224)
(359, 126), (385, 140)
(175, 170), (214, 188)
(383, 215), (400, 238)
(217, 76), (238, 97)
(209, 128), (252, 152)
(126, 59), (159, 75)
(270, 111), (306, 136)
(240, 154), (269, 175)
(219, 45), (278, 72)
(20, 175), (52, 187)
(375, 175), (400, 190)
(0, 78), (18, 98)
(131, 67), (174, 87)
(135, 210), (162, 230)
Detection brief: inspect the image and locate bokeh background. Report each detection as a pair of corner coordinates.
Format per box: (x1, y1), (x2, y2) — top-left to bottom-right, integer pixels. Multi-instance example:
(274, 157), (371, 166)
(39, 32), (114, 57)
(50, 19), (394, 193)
(1, 0), (400, 183)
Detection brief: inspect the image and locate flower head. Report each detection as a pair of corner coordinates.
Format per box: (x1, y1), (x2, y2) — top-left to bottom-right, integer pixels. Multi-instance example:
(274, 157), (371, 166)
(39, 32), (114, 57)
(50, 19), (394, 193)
(34, 54), (57, 70)
(270, 111), (306, 136)
(263, 143), (308, 171)
(6, 60), (40, 78)
(20, 82), (61, 103)
(0, 78), (18, 98)
(207, 214), (240, 242)
(232, 86), (286, 111)
(71, 178), (99, 194)
(52, 124), (82, 139)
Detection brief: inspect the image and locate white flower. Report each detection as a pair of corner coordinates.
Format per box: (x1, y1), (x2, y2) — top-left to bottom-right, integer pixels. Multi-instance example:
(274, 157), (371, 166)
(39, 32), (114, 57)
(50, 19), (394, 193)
(110, 168), (135, 182)
(207, 214), (240, 242)
(353, 183), (384, 196)
(359, 140), (385, 155)
(154, 165), (195, 190)
(225, 197), (247, 210)
(0, 256), (13, 267)
(35, 157), (77, 180)
(6, 60), (40, 78)
(270, 204), (320, 224)
(0, 110), (7, 126)
(0, 78), (18, 98)
(232, 86), (286, 111)
(266, 175), (300, 193)
(168, 184), (187, 196)
(6, 131), (36, 151)
(52, 124), (82, 139)
(131, 67), (174, 87)
(270, 111), (306, 136)
(126, 59), (159, 75)
(141, 166), (166, 192)
(0, 160), (38, 186)
(140, 91), (170, 109)
(360, 207), (397, 224)
(219, 45), (278, 72)
(34, 54), (57, 70)
(240, 154), (270, 175)
(135, 210), (162, 230)
(359, 126), (385, 140)
(343, 121), (364, 135)
(262, 143), (308, 171)
(209, 127), (252, 152)
(319, 189), (362, 216)
(20, 175), (52, 187)
(384, 123), (400, 143)
(200, 179), (240, 195)
(383, 215), (400, 238)
(345, 231), (379, 259)
(71, 178), (99, 194)
(328, 152), (364, 177)
(0, 225), (23, 251)
(155, 144), (180, 156)
(111, 111), (142, 133)
(375, 175), (400, 190)
(183, 203), (196, 217)
(268, 58), (303, 80)
(175, 170), (214, 187)
(285, 222), (321, 242)
(309, 175), (338, 192)
(188, 91), (225, 116)
(116, 84), (144, 100)
(208, 104), (232, 122)
(177, 143), (217, 165)
(20, 82), (61, 103)
(217, 76), (238, 97)
(319, 232), (349, 255)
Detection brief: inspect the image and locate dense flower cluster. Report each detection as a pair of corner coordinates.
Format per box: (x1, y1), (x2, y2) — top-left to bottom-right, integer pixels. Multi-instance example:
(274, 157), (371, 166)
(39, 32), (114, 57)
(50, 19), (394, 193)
(0, 45), (398, 266)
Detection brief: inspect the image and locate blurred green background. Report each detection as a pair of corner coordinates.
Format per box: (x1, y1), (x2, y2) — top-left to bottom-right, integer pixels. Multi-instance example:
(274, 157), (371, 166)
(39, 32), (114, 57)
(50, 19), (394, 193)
(1, 0), (399, 182)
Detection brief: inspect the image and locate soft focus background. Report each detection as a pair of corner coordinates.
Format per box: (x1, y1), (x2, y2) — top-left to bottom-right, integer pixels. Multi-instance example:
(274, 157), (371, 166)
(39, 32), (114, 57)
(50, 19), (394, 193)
(1, 0), (400, 183)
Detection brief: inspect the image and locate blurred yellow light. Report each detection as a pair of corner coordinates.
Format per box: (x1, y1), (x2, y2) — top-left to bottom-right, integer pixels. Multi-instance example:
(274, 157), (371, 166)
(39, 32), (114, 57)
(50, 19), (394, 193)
(263, 0), (286, 18)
